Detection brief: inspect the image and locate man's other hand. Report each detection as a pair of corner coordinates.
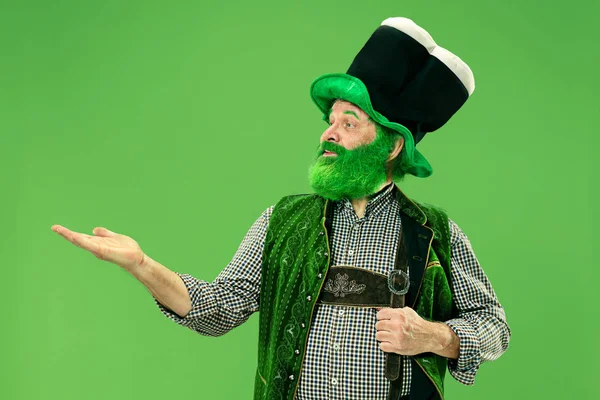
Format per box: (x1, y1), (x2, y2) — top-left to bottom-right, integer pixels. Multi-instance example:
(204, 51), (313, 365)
(51, 225), (146, 273)
(375, 307), (459, 358)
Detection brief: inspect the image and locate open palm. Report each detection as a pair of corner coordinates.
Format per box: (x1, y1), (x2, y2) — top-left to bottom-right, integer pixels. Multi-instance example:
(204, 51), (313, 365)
(51, 225), (145, 271)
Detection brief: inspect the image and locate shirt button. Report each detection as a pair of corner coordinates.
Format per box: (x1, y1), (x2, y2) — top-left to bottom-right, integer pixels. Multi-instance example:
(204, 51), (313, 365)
(295, 349), (300, 355)
(317, 273), (322, 279)
(324, 252), (329, 257)
(301, 323), (306, 328)
(306, 295), (312, 301)
(348, 250), (354, 256)
(338, 310), (344, 316)
(289, 375), (294, 381)
(333, 343), (340, 351)
(331, 378), (338, 386)
(319, 231), (325, 236)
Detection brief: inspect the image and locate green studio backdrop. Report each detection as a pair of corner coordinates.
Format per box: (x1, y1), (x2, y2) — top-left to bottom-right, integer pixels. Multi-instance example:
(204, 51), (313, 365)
(1, 0), (597, 399)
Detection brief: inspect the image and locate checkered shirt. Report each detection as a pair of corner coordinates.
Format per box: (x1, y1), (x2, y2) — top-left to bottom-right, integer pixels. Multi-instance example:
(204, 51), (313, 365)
(154, 184), (511, 399)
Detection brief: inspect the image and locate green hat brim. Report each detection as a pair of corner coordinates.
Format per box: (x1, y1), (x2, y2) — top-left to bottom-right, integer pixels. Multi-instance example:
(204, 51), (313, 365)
(310, 73), (433, 178)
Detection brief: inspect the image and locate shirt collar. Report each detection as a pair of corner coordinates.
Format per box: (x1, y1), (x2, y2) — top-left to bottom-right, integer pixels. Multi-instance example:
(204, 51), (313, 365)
(337, 182), (395, 219)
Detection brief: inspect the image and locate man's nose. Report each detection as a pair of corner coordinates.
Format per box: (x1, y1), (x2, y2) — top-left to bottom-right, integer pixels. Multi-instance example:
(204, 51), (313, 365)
(321, 125), (339, 143)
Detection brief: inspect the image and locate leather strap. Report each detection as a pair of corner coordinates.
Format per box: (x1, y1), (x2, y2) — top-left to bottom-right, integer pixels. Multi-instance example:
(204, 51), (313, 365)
(387, 227), (409, 400)
(318, 266), (390, 307)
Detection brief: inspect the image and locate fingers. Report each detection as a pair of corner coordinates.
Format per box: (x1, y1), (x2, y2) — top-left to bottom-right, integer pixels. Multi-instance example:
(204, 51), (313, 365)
(379, 341), (394, 353)
(92, 227), (117, 237)
(376, 307), (417, 321)
(52, 225), (117, 239)
(51, 225), (63, 233)
(375, 330), (393, 342)
(66, 232), (90, 249)
(52, 225), (96, 251)
(375, 320), (392, 332)
(376, 307), (393, 320)
(52, 225), (73, 237)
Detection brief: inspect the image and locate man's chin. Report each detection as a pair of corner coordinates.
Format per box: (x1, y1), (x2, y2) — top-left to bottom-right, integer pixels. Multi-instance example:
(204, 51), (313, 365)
(315, 155), (337, 165)
(309, 167), (341, 200)
(308, 149), (391, 200)
(309, 170), (386, 201)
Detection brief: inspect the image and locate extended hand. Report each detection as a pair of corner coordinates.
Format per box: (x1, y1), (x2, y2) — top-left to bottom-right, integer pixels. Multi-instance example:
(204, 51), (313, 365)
(51, 225), (146, 272)
(375, 307), (441, 356)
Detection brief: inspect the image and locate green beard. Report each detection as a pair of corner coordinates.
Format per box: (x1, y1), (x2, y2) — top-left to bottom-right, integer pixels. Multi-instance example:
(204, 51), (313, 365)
(308, 130), (398, 200)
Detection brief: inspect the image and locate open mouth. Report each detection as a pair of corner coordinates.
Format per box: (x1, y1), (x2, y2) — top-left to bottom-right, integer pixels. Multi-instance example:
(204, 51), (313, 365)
(323, 150), (338, 157)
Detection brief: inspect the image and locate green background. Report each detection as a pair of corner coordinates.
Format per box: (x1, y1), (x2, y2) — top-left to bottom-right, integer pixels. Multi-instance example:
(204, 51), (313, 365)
(2, 0), (596, 398)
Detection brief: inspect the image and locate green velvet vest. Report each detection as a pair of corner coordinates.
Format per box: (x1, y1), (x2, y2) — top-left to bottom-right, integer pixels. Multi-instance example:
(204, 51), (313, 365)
(254, 186), (454, 400)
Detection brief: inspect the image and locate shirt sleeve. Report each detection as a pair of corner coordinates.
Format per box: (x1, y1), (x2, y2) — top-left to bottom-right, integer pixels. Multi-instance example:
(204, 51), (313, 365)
(154, 206), (273, 336)
(443, 218), (511, 385)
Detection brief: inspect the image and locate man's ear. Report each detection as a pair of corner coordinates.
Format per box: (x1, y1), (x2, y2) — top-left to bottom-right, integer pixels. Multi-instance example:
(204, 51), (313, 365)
(387, 136), (404, 162)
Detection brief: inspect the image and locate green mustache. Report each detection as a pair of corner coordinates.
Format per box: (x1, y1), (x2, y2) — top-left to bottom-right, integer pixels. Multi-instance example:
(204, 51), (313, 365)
(316, 141), (348, 157)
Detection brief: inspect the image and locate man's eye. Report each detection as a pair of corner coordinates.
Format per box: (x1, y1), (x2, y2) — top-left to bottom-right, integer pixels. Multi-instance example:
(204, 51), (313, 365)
(345, 122), (355, 128)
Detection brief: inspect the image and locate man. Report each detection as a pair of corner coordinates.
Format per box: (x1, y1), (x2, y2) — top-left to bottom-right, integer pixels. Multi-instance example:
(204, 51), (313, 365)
(51, 17), (510, 400)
